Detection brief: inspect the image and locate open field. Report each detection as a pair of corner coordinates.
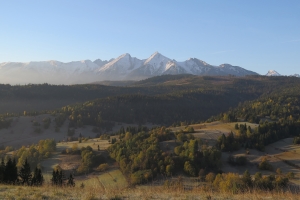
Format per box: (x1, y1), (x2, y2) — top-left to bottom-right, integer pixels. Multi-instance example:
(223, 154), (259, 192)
(0, 114), (97, 149)
(0, 184), (299, 200)
(40, 138), (123, 186)
(171, 121), (258, 146)
(220, 137), (300, 185)
(0, 114), (156, 149)
(81, 169), (128, 190)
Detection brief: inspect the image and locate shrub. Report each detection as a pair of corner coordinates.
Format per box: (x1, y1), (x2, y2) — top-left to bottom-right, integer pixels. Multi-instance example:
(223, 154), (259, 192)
(286, 172), (295, 179)
(100, 134), (110, 140)
(276, 168), (282, 175)
(176, 132), (187, 142)
(228, 155), (247, 166)
(97, 163), (109, 172)
(205, 172), (216, 183)
(130, 170), (153, 185)
(72, 144), (78, 152)
(76, 164), (89, 175)
(258, 158), (273, 171)
(184, 126), (195, 133)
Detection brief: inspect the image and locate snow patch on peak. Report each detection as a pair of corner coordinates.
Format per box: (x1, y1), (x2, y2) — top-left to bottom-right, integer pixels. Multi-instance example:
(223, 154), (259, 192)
(144, 51), (168, 64)
(98, 53), (143, 76)
(165, 61), (176, 71)
(266, 70), (281, 76)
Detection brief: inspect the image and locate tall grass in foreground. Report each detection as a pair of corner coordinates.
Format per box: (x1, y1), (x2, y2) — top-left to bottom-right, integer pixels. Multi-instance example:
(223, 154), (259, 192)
(0, 184), (299, 200)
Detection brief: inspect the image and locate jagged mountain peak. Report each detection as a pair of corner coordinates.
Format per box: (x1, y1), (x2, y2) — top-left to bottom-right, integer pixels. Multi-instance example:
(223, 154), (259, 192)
(93, 59), (108, 67)
(151, 51), (161, 56)
(266, 70), (281, 76)
(144, 52), (170, 64)
(291, 74), (300, 77)
(119, 53), (131, 58)
(187, 58), (210, 66)
(97, 53), (142, 76)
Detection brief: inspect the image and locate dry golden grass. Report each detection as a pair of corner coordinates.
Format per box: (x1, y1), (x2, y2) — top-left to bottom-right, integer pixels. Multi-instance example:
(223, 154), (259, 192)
(0, 184), (299, 200)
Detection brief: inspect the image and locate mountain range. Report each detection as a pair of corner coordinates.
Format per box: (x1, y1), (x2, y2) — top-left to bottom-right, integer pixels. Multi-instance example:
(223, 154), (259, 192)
(265, 70), (300, 77)
(0, 52), (297, 85)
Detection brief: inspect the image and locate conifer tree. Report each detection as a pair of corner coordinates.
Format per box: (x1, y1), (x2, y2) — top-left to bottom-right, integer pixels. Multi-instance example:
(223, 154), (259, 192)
(51, 169), (58, 186)
(19, 158), (32, 185)
(4, 158), (18, 184)
(242, 170), (252, 188)
(59, 170), (66, 186)
(32, 167), (43, 186)
(0, 158), (5, 183)
(67, 173), (75, 187)
(51, 169), (66, 186)
(58, 170), (63, 186)
(12, 159), (18, 184)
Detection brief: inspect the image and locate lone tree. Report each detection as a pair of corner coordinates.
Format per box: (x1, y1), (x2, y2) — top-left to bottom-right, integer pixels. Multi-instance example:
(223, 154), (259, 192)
(67, 173), (75, 187)
(242, 170), (252, 188)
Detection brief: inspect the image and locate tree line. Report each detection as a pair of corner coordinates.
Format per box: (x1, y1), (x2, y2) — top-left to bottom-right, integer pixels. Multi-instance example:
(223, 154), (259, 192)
(0, 158), (43, 186)
(217, 121), (300, 152)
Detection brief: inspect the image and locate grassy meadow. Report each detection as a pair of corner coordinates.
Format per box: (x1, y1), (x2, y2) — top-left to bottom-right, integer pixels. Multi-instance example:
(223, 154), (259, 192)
(0, 183), (299, 200)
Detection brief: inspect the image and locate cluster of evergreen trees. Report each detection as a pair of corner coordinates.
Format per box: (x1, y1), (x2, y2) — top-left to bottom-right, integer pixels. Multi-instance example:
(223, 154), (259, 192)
(0, 158), (43, 186)
(51, 169), (75, 187)
(217, 121), (300, 152)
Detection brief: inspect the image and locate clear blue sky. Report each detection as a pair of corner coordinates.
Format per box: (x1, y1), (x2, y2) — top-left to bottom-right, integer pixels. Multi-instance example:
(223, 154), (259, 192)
(1, 0), (299, 75)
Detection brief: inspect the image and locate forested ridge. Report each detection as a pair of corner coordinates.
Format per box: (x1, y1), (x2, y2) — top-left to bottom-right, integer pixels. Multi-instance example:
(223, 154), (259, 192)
(1, 75), (300, 128)
(54, 75), (300, 127)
